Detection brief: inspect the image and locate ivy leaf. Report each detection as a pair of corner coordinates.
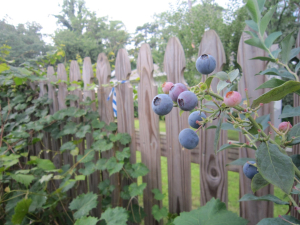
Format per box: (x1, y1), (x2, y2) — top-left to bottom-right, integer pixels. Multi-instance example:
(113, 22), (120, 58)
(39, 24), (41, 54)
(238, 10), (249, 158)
(128, 183), (147, 197)
(28, 191), (47, 212)
(251, 81), (300, 108)
(239, 194), (289, 205)
(173, 198), (248, 225)
(78, 162), (95, 176)
(93, 130), (104, 140)
(60, 141), (76, 153)
(128, 204), (146, 223)
(256, 142), (294, 194)
(98, 179), (115, 195)
(11, 198), (32, 224)
(95, 158), (107, 170)
(152, 205), (168, 222)
(106, 157), (123, 176)
(10, 174), (35, 188)
(117, 133), (131, 145)
(152, 188), (165, 200)
(92, 139), (113, 152)
(77, 149), (95, 163)
(127, 163), (149, 178)
(116, 147), (130, 161)
(91, 119), (105, 129)
(35, 158), (56, 171)
(105, 122), (118, 131)
(76, 125), (91, 138)
(100, 207), (128, 225)
(251, 173), (269, 193)
(121, 185), (131, 200)
(257, 215), (300, 225)
(66, 94), (79, 101)
(69, 192), (98, 219)
(74, 216), (99, 225)
(62, 122), (78, 135)
(74, 109), (87, 118)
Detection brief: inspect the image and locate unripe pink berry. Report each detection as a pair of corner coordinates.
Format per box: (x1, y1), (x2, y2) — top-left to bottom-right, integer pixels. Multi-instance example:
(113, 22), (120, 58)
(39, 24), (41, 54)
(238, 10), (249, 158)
(224, 91), (242, 107)
(162, 82), (174, 94)
(278, 122), (292, 132)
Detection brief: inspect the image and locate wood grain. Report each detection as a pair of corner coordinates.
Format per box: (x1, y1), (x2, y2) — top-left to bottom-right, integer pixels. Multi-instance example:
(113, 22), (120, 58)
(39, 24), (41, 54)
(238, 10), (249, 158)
(198, 29), (228, 206)
(237, 26), (274, 224)
(137, 43), (162, 225)
(69, 60), (87, 195)
(164, 37), (191, 214)
(115, 49), (137, 211)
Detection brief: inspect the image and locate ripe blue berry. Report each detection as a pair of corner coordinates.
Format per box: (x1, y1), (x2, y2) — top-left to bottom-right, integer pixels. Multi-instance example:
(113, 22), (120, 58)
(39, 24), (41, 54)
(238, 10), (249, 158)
(188, 111), (206, 129)
(177, 91), (198, 111)
(169, 83), (188, 102)
(152, 94), (173, 116)
(178, 128), (199, 149)
(196, 54), (216, 75)
(243, 161), (258, 179)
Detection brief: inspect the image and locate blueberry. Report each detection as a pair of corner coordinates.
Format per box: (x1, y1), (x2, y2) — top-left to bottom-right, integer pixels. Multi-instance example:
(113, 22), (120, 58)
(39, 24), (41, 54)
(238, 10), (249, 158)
(178, 128), (199, 149)
(152, 94), (173, 116)
(169, 83), (188, 102)
(162, 82), (174, 94)
(188, 111), (206, 129)
(177, 91), (198, 111)
(243, 161), (258, 179)
(196, 54), (216, 75)
(224, 91), (242, 107)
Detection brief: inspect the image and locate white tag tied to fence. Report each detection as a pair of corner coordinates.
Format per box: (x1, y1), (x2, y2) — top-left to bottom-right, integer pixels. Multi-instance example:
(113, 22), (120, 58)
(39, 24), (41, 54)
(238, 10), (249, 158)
(107, 80), (129, 117)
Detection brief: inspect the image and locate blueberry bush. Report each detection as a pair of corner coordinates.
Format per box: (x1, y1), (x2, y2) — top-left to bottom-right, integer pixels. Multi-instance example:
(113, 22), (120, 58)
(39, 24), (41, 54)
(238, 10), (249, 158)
(152, 0), (300, 224)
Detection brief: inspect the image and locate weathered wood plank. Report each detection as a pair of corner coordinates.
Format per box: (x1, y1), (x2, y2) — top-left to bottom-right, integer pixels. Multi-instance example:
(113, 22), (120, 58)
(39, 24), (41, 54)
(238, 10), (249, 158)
(69, 60), (87, 195)
(82, 57), (100, 217)
(137, 43), (162, 225)
(164, 37), (191, 213)
(237, 26), (274, 224)
(96, 53), (119, 209)
(115, 49), (137, 211)
(198, 29), (228, 206)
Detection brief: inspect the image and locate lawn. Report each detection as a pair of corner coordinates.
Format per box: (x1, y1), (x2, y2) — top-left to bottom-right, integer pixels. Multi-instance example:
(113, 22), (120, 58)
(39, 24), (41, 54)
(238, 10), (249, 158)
(134, 119), (289, 217)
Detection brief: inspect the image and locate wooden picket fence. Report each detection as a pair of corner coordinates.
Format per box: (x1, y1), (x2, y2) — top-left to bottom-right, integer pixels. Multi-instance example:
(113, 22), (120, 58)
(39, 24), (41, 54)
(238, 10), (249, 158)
(29, 28), (300, 225)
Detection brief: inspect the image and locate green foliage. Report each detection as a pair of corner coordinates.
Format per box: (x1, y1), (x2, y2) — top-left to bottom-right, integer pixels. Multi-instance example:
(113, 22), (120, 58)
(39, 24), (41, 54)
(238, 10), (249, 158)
(11, 198), (32, 224)
(69, 193), (98, 219)
(100, 207), (128, 225)
(239, 194), (289, 205)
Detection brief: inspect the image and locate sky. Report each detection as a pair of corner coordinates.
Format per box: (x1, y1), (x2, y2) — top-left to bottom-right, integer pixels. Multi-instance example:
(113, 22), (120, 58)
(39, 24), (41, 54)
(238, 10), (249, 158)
(0, 0), (229, 44)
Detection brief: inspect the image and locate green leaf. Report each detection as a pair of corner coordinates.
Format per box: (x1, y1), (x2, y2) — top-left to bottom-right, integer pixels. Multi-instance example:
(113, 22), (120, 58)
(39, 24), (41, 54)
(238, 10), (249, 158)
(28, 191), (47, 212)
(60, 141), (76, 153)
(250, 56), (276, 62)
(91, 119), (105, 129)
(279, 105), (300, 119)
(245, 0), (260, 23)
(106, 157), (123, 176)
(74, 109), (87, 118)
(128, 183), (147, 197)
(77, 149), (95, 163)
(71, 147), (79, 156)
(128, 204), (146, 223)
(251, 81), (300, 108)
(75, 175), (85, 181)
(206, 125), (217, 130)
(127, 163), (149, 178)
(251, 173), (269, 193)
(245, 38), (267, 51)
(218, 143), (256, 153)
(295, 61), (300, 73)
(36, 158), (56, 171)
(289, 47), (300, 60)
(11, 198), (32, 224)
(78, 162), (95, 176)
(257, 0), (266, 12)
(121, 185), (131, 200)
(221, 123), (241, 131)
(256, 142), (294, 194)
(205, 76), (214, 89)
(255, 78), (285, 90)
(265, 31), (282, 49)
(98, 179), (115, 195)
(62, 122), (78, 135)
(0, 63), (10, 73)
(69, 192), (98, 220)
(152, 205), (168, 222)
(105, 122), (118, 131)
(152, 188), (165, 200)
(257, 68), (294, 80)
(117, 133), (131, 145)
(74, 216), (99, 225)
(287, 123), (300, 145)
(281, 31), (295, 64)
(173, 198), (248, 225)
(214, 113), (224, 153)
(11, 174), (35, 188)
(217, 80), (230, 93)
(76, 125), (91, 138)
(101, 207), (128, 225)
(39, 174), (53, 183)
(226, 158), (255, 166)
(92, 139), (114, 152)
(116, 147), (131, 161)
(228, 69), (239, 82)
(240, 194), (289, 205)
(259, 6), (276, 36)
(95, 158), (107, 170)
(257, 215), (300, 225)
(245, 20), (258, 32)
(215, 71), (229, 81)
(66, 94), (79, 101)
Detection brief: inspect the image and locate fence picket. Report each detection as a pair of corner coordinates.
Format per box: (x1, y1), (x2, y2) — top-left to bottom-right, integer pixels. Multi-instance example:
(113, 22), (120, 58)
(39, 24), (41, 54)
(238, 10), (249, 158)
(198, 29), (228, 206)
(164, 37), (191, 213)
(137, 43), (162, 225)
(237, 26), (274, 224)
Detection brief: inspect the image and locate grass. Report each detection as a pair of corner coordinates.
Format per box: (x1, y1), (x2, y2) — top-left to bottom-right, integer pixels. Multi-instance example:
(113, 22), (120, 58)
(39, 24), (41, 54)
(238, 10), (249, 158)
(134, 119), (289, 217)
